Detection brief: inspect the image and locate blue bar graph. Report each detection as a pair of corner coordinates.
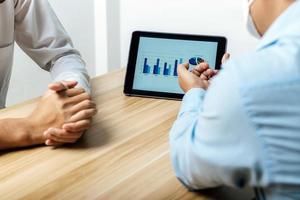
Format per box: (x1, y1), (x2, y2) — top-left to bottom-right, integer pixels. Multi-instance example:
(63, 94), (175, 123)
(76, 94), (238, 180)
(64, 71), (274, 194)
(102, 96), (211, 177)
(173, 60), (178, 76)
(163, 63), (171, 76)
(143, 58), (151, 74)
(153, 59), (160, 75)
(142, 57), (183, 77)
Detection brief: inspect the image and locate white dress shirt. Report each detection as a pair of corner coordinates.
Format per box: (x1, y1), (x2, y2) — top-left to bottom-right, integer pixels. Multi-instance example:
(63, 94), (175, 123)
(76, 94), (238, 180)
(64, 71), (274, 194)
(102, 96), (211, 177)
(0, 0), (90, 108)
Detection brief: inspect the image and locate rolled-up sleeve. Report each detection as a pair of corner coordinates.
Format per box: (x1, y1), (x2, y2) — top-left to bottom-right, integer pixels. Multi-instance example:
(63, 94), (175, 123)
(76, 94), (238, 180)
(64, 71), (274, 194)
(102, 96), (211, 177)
(14, 0), (90, 93)
(170, 65), (265, 190)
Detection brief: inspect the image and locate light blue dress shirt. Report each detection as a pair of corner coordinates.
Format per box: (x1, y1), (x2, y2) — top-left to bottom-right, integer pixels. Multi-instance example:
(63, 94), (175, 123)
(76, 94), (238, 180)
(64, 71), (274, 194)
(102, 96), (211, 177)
(170, 1), (300, 200)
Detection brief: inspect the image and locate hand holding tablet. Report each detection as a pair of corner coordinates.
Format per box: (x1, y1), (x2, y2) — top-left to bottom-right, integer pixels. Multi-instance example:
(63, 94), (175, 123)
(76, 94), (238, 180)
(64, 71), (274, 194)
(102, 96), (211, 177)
(124, 31), (227, 100)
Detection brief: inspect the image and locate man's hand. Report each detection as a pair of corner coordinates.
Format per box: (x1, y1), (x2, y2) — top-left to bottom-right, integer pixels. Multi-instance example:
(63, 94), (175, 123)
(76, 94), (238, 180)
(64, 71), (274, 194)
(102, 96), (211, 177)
(191, 62), (218, 80)
(44, 81), (97, 146)
(26, 81), (97, 146)
(178, 53), (231, 93)
(45, 88), (97, 146)
(191, 53), (230, 78)
(178, 63), (216, 93)
(44, 93), (97, 146)
(222, 53), (231, 64)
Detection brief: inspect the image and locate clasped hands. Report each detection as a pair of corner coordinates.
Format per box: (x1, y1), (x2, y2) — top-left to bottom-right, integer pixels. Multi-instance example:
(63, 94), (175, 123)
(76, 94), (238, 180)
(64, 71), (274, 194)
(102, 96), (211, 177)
(27, 81), (97, 146)
(25, 53), (229, 147)
(178, 54), (230, 92)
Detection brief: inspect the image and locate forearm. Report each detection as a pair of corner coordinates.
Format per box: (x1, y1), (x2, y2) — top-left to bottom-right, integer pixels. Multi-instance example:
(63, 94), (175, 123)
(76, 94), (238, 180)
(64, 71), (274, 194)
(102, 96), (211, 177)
(170, 89), (211, 190)
(0, 118), (32, 150)
(170, 115), (223, 190)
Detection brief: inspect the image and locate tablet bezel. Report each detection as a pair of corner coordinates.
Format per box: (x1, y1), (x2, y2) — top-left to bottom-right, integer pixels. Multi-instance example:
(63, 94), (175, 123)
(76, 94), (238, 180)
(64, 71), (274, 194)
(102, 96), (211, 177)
(124, 31), (227, 100)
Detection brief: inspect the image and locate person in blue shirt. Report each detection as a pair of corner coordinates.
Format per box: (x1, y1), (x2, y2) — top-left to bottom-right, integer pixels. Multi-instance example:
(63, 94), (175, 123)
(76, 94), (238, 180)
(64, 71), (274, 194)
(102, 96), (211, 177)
(170, 0), (300, 199)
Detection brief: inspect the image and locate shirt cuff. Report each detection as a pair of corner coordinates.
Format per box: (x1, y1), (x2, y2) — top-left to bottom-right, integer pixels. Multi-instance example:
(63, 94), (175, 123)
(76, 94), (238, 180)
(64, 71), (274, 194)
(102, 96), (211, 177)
(179, 88), (206, 116)
(50, 54), (91, 94)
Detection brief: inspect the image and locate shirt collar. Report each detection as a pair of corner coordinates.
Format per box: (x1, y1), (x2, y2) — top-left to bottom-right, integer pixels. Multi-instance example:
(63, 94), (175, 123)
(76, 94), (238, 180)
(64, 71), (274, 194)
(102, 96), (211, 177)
(257, 1), (300, 50)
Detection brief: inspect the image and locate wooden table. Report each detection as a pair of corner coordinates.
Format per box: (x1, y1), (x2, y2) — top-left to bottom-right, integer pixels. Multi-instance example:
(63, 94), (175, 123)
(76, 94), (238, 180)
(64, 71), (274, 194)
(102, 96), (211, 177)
(0, 69), (254, 200)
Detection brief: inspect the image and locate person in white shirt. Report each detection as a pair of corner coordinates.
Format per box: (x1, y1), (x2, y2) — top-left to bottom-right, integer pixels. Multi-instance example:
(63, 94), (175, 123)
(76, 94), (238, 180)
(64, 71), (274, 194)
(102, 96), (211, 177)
(0, 0), (97, 150)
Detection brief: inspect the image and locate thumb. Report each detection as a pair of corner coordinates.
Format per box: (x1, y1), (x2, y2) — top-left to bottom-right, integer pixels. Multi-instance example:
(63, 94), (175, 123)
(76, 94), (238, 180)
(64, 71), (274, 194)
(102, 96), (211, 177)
(178, 63), (193, 79)
(178, 63), (189, 71)
(177, 63), (189, 74)
(222, 53), (231, 64)
(48, 81), (78, 92)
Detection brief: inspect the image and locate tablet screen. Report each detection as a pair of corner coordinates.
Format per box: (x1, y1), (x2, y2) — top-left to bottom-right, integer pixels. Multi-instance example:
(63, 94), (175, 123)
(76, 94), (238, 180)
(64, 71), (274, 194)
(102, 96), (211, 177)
(132, 37), (219, 94)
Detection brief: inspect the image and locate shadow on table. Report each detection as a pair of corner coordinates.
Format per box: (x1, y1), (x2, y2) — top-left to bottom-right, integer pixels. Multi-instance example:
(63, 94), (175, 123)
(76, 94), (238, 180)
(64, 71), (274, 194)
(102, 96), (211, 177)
(193, 186), (255, 200)
(60, 120), (112, 150)
(0, 120), (111, 155)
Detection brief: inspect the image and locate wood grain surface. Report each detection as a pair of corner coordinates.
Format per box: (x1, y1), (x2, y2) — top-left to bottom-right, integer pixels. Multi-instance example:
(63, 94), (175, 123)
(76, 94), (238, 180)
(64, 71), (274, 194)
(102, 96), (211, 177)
(0, 69), (254, 200)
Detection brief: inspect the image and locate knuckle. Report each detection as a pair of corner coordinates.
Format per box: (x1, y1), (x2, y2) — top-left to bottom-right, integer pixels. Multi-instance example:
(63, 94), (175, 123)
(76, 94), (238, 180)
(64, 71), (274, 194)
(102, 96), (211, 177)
(79, 88), (85, 93)
(68, 127), (75, 132)
(61, 100), (70, 109)
(73, 123), (79, 129)
(84, 110), (90, 115)
(91, 101), (96, 108)
(83, 93), (91, 100)
(84, 120), (92, 126)
(84, 99), (92, 107)
(93, 108), (98, 115)
(90, 109), (96, 115)
(68, 125), (76, 131)
(49, 134), (56, 141)
(56, 132), (64, 138)
(67, 89), (76, 95)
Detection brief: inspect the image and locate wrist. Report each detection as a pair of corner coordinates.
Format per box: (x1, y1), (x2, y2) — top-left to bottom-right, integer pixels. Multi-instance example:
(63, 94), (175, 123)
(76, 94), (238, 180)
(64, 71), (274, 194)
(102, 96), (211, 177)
(185, 85), (206, 93)
(23, 117), (45, 146)
(186, 87), (206, 93)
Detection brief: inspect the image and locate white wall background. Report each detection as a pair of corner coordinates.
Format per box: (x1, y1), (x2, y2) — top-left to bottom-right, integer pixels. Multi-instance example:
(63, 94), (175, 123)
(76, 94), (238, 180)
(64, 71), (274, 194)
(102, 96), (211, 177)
(120, 0), (259, 66)
(7, 0), (259, 106)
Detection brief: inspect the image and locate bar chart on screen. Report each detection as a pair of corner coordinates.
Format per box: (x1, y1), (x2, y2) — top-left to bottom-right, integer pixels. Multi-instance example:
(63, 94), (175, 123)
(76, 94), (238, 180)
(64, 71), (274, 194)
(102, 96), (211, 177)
(142, 57), (184, 77)
(141, 55), (207, 77)
(132, 37), (218, 94)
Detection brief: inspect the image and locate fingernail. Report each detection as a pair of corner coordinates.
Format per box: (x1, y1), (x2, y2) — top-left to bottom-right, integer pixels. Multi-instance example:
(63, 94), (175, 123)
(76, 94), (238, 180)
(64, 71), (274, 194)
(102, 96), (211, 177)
(45, 140), (51, 146)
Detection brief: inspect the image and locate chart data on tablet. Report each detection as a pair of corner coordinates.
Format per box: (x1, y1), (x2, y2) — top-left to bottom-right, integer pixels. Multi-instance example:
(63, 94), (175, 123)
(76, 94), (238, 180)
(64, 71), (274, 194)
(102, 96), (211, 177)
(133, 37), (218, 94)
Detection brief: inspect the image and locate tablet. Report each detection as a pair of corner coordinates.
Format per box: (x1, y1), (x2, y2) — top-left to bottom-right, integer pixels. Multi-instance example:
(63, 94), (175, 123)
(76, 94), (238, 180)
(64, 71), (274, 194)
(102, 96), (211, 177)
(124, 31), (227, 100)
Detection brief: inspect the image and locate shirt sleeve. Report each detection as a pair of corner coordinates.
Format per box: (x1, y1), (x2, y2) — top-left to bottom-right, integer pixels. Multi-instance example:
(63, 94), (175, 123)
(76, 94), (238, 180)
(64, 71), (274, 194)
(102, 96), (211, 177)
(170, 65), (265, 190)
(50, 54), (90, 94)
(14, 0), (90, 93)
